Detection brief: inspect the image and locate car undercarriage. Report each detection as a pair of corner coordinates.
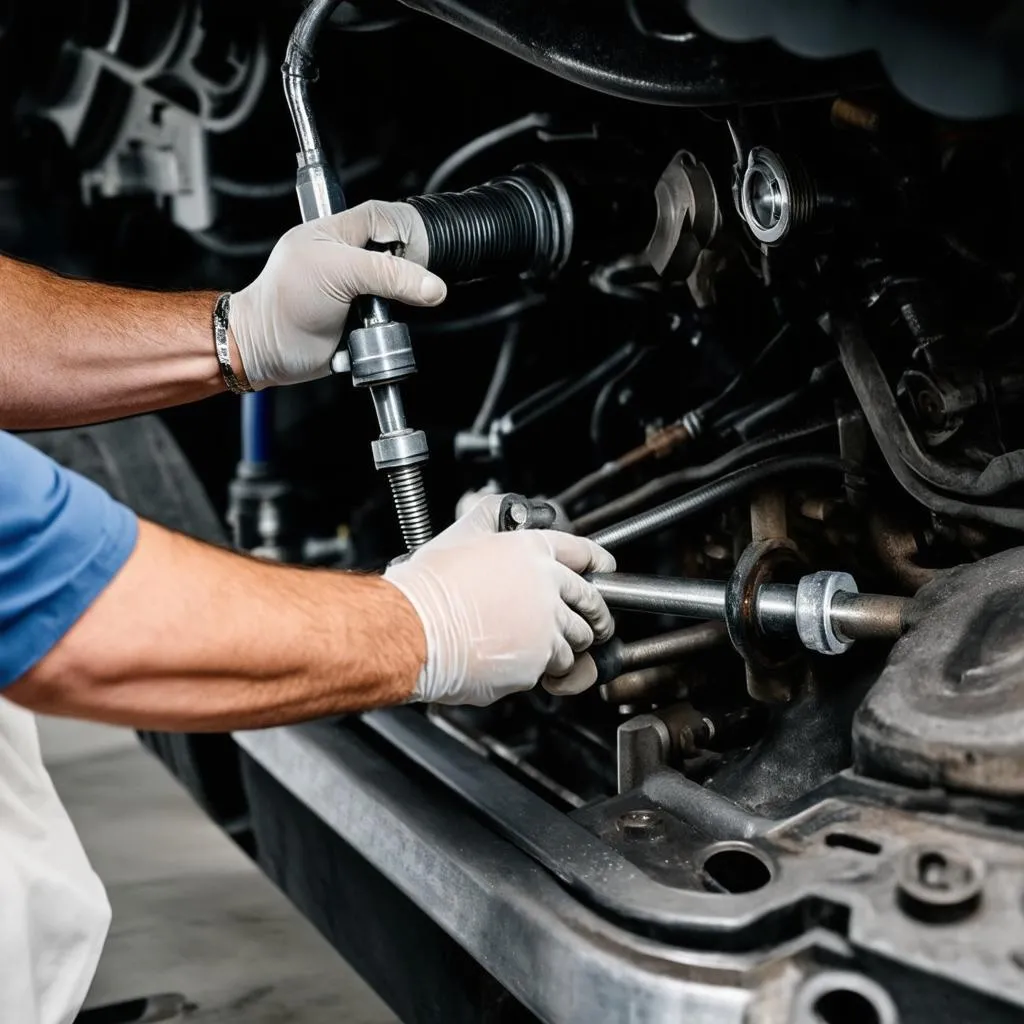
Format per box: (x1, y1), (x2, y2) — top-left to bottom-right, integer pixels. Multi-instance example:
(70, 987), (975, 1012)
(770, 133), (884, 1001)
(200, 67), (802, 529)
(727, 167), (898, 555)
(4, 2), (1024, 1021)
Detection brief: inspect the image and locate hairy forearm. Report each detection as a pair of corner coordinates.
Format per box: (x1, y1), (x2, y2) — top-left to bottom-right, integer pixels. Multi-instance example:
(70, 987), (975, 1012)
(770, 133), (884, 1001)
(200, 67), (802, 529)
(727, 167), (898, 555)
(6, 521), (425, 731)
(0, 256), (243, 429)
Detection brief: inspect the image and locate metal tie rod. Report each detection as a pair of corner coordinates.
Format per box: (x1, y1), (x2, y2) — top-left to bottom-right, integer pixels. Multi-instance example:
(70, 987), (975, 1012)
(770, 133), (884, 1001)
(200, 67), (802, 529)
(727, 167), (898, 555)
(584, 572), (914, 656)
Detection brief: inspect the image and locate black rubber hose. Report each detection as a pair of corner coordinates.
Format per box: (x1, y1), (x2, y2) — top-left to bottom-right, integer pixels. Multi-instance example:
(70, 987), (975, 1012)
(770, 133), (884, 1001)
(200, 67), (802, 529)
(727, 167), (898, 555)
(586, 454), (848, 550)
(837, 323), (1024, 498)
(407, 167), (569, 282)
(835, 319), (1024, 531)
(574, 421), (836, 535)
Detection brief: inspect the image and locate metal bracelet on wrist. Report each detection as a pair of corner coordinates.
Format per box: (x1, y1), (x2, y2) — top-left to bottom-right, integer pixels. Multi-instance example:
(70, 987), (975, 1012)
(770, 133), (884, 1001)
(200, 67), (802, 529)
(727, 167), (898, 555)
(213, 293), (253, 395)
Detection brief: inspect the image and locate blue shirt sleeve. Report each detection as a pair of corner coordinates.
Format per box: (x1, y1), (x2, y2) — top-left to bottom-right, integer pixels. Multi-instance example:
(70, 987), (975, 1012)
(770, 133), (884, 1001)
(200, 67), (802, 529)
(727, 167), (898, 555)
(0, 430), (139, 686)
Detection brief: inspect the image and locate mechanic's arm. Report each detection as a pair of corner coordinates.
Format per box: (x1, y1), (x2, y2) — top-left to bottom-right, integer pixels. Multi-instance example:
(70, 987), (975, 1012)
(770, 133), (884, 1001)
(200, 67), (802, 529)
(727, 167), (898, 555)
(0, 202), (441, 430)
(4, 486), (614, 731)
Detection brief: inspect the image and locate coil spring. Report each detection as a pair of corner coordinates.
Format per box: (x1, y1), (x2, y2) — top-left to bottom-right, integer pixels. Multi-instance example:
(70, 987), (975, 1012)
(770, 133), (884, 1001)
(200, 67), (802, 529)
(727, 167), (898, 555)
(388, 465), (433, 552)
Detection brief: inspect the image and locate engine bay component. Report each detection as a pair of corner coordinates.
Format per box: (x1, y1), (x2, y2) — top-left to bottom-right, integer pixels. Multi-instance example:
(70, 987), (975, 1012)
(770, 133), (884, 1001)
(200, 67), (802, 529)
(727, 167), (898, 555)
(856, 548), (1024, 799)
(739, 146), (814, 247)
(588, 570), (909, 651)
(645, 150), (720, 279)
(592, 621), (728, 687)
(9, 0), (1024, 1019)
(284, 0), (434, 551)
(407, 165), (573, 282)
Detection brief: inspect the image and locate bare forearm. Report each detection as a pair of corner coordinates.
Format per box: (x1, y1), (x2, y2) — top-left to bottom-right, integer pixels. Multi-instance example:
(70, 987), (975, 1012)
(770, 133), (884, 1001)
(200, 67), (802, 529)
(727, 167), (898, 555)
(0, 256), (242, 429)
(6, 521), (425, 731)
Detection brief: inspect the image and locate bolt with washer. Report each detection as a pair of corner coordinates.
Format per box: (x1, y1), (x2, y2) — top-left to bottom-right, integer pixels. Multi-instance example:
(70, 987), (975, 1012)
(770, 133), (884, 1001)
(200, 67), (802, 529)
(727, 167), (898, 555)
(617, 809), (666, 840)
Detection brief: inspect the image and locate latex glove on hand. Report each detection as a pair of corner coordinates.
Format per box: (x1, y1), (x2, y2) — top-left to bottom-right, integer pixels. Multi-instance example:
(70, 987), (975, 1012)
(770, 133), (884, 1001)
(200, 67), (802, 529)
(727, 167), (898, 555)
(385, 495), (617, 706)
(229, 200), (443, 389)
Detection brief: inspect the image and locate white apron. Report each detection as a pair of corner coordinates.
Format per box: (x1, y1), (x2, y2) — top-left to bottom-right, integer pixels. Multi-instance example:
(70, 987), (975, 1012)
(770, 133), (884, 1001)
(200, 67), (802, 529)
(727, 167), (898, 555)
(0, 699), (110, 1023)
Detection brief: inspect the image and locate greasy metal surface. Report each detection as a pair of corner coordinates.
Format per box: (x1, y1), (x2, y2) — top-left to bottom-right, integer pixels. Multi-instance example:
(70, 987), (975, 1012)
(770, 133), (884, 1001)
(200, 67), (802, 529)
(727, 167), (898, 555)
(595, 622), (728, 685)
(831, 592), (908, 642)
(234, 721), (754, 1024)
(855, 547), (1024, 797)
(237, 715), (1024, 1015)
(600, 664), (686, 704)
(395, 0), (877, 107)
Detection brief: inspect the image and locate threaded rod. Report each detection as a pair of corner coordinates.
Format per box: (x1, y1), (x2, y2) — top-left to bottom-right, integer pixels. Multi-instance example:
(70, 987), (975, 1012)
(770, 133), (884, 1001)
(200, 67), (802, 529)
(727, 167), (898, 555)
(388, 465), (433, 552)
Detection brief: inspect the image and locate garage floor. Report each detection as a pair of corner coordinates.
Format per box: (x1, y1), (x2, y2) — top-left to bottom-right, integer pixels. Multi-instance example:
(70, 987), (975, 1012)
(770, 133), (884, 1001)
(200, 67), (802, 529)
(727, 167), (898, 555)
(38, 716), (399, 1024)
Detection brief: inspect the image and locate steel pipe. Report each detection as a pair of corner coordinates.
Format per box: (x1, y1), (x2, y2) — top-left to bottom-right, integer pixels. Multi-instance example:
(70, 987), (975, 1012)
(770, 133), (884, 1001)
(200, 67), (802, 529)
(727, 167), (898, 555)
(594, 622), (729, 690)
(831, 592), (911, 641)
(283, 0), (342, 158)
(588, 574), (727, 619)
(618, 622), (729, 671)
(600, 666), (686, 705)
(587, 572), (913, 651)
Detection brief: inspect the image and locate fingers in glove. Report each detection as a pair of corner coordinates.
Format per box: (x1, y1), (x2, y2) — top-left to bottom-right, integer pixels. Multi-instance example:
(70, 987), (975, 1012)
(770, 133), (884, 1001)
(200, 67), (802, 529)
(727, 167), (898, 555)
(445, 493), (504, 540)
(342, 247), (447, 307)
(541, 653), (599, 697)
(555, 565), (616, 644)
(536, 531), (617, 575)
(417, 493), (504, 553)
(559, 606), (595, 654)
(546, 636), (577, 679)
(319, 200), (430, 265)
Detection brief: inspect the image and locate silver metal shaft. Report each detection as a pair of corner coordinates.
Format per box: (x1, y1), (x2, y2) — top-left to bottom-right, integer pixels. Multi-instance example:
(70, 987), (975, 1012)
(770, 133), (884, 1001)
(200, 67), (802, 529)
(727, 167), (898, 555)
(831, 591), (911, 640)
(588, 574), (727, 619)
(371, 384), (408, 436)
(586, 573), (911, 645)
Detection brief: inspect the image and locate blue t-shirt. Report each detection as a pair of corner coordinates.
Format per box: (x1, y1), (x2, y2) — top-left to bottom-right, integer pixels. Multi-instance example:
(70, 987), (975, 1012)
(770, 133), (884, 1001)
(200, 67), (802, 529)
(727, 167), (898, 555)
(0, 431), (139, 686)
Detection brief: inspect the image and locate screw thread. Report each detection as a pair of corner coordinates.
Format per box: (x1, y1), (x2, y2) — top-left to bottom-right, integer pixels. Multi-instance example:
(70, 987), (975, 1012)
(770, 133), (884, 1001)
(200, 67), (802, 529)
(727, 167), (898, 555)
(388, 465), (433, 552)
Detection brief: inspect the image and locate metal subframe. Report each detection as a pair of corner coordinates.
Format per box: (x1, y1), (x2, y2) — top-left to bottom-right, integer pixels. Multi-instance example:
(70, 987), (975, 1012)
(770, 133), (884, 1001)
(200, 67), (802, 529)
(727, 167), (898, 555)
(235, 712), (1024, 1024)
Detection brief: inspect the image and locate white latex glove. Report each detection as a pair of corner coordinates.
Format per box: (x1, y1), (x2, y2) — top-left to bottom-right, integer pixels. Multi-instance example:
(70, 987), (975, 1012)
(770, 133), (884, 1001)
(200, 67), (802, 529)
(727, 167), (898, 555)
(385, 496), (617, 706)
(229, 200), (440, 389)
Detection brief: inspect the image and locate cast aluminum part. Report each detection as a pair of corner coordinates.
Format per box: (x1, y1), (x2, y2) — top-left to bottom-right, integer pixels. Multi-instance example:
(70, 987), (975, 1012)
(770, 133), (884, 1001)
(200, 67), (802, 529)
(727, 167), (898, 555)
(587, 571), (909, 655)
(283, 0), (432, 552)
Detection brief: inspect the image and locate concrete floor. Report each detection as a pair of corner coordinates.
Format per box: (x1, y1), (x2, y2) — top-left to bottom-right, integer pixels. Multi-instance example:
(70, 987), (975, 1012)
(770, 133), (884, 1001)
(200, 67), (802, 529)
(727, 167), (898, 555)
(38, 716), (399, 1024)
